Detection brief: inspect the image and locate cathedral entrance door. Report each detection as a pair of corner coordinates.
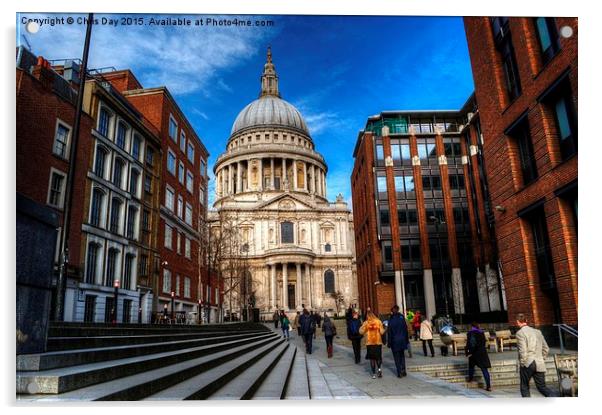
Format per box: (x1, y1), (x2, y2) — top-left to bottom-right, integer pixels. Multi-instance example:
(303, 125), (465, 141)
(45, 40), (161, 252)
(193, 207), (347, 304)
(287, 284), (295, 310)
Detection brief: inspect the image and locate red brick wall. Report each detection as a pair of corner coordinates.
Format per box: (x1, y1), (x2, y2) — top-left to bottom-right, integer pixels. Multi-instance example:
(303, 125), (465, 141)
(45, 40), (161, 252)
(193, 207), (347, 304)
(16, 67), (94, 275)
(464, 17), (578, 326)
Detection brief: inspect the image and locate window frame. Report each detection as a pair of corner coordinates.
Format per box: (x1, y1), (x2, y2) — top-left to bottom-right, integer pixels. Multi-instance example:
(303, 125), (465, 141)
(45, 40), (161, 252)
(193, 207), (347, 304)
(52, 119), (72, 160)
(47, 168), (67, 209)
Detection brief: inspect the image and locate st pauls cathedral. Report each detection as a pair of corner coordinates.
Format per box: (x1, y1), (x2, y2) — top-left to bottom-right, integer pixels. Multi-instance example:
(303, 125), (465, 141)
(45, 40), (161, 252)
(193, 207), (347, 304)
(210, 48), (357, 318)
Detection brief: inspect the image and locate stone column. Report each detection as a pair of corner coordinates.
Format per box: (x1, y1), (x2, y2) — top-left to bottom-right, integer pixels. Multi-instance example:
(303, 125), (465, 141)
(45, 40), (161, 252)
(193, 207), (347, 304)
(246, 159), (251, 191)
(296, 263), (302, 310)
(222, 169), (227, 196)
(270, 264), (276, 310)
(322, 171), (327, 197)
(270, 157), (275, 189)
(423, 269), (436, 320)
(303, 162), (308, 192)
(236, 161), (242, 194)
(485, 263), (503, 311)
(282, 263), (288, 310)
(228, 164), (233, 195)
(394, 270), (404, 310)
(305, 264), (312, 309)
(310, 164), (315, 194)
(293, 159), (298, 191)
(451, 268), (465, 314)
(282, 158), (287, 188)
(258, 159), (263, 191)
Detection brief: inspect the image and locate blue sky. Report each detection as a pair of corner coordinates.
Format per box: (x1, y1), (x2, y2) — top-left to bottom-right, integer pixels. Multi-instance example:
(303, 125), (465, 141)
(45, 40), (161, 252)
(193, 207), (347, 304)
(17, 13), (475, 206)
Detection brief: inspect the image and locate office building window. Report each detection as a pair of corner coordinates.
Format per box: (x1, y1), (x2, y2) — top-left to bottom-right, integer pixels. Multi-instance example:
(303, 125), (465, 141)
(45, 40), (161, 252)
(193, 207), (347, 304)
(377, 174), (388, 200)
(535, 17), (560, 64)
(113, 158), (124, 188)
(185, 237), (191, 259)
(175, 275), (180, 296)
(186, 171), (194, 193)
(375, 144), (385, 166)
(167, 150), (176, 175)
(522, 207), (556, 290)
(187, 142), (195, 163)
(94, 146), (107, 178)
(90, 188), (105, 227)
(200, 159), (207, 177)
(178, 161), (185, 184)
(139, 254), (148, 276)
(109, 197), (123, 234)
(123, 253), (135, 290)
(48, 170), (66, 208)
(53, 121), (71, 159)
(164, 223), (172, 249)
(169, 115), (178, 142)
(129, 169), (140, 196)
(142, 209), (150, 232)
(184, 277), (191, 298)
(379, 205), (390, 227)
(491, 17), (522, 101)
(85, 242), (99, 284)
(116, 121), (127, 149)
(98, 107), (112, 137)
(131, 134), (141, 160)
(144, 175), (152, 194)
(106, 248), (119, 287)
(508, 117), (538, 185)
(126, 205), (137, 239)
(177, 195), (183, 218)
(382, 241), (393, 270)
(165, 187), (175, 211)
(146, 147), (154, 167)
(163, 268), (171, 293)
(180, 130), (186, 152)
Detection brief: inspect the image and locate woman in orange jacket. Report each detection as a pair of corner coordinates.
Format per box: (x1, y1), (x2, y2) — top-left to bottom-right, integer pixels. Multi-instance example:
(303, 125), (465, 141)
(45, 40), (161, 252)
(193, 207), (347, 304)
(359, 311), (386, 379)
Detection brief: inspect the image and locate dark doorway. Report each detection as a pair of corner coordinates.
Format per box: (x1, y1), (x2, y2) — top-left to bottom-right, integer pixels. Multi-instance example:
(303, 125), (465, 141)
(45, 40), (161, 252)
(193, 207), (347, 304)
(84, 295), (96, 322)
(104, 297), (114, 323)
(288, 284), (295, 310)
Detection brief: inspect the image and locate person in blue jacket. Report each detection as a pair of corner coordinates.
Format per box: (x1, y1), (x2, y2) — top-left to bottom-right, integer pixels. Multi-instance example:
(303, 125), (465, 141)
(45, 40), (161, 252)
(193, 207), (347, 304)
(386, 305), (410, 377)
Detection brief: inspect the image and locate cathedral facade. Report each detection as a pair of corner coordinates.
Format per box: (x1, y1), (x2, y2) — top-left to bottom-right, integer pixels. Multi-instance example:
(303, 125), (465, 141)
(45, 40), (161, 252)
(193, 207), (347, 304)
(211, 48), (357, 318)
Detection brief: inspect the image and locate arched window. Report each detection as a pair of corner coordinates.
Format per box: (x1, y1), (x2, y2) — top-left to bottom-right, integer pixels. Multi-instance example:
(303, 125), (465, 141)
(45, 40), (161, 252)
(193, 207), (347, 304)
(324, 269), (335, 294)
(105, 248), (119, 287)
(129, 168), (140, 196)
(85, 242), (100, 284)
(281, 221), (294, 244)
(94, 146), (107, 178)
(90, 188), (105, 227)
(325, 243), (332, 252)
(113, 158), (124, 188)
(109, 197), (123, 234)
(123, 253), (135, 290)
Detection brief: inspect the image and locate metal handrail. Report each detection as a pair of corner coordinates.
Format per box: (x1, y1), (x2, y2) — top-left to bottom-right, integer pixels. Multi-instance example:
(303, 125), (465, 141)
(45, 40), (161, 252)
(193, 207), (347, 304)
(554, 324), (578, 354)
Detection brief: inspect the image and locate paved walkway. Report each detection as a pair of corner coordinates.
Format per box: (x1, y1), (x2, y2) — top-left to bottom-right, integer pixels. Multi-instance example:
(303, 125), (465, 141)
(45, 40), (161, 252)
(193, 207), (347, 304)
(273, 325), (551, 399)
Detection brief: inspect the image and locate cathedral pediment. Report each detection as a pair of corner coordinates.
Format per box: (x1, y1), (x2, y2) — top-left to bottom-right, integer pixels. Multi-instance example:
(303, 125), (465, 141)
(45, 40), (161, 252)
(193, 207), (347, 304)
(256, 193), (316, 211)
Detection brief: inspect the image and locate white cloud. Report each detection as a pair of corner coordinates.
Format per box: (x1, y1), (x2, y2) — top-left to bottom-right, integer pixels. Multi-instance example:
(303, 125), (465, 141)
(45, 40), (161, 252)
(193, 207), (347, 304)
(19, 13), (276, 96)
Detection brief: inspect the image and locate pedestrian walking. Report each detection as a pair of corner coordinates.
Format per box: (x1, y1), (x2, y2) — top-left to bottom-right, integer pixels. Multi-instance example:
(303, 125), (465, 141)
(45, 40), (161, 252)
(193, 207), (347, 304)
(322, 314), (337, 358)
(515, 313), (554, 397)
(420, 315), (435, 357)
(300, 308), (316, 354)
(281, 313), (290, 340)
(412, 310), (422, 341)
(345, 306), (353, 323)
(466, 322), (492, 391)
(359, 310), (385, 379)
(273, 310), (279, 329)
(293, 311), (301, 337)
(347, 310), (363, 364)
(387, 305), (410, 378)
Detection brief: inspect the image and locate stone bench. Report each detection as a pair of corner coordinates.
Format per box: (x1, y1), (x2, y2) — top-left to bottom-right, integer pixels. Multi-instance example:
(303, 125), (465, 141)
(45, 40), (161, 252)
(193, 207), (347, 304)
(554, 354), (578, 397)
(494, 330), (517, 352)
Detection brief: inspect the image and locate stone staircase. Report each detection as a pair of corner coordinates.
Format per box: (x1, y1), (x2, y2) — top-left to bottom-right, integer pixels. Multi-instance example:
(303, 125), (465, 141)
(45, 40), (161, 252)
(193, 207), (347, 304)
(16, 322), (313, 400)
(408, 357), (560, 389)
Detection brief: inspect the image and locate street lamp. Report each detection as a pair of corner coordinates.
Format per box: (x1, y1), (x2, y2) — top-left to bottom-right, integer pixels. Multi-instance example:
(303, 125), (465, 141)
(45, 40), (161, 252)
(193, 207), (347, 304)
(113, 279), (120, 324)
(198, 299), (202, 325)
(171, 291), (175, 321)
(429, 215), (450, 319)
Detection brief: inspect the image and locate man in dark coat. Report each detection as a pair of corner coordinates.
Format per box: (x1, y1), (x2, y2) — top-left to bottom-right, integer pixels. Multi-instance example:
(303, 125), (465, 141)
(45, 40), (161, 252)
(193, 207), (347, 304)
(386, 305), (410, 377)
(347, 310), (363, 363)
(466, 322), (492, 391)
(300, 309), (315, 353)
(273, 310), (279, 329)
(345, 306), (354, 323)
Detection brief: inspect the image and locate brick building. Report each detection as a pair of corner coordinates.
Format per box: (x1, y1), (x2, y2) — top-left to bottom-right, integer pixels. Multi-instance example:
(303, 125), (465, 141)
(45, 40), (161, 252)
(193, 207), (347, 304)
(351, 110), (503, 319)
(16, 47), (95, 317)
(102, 73), (214, 321)
(464, 17), (578, 331)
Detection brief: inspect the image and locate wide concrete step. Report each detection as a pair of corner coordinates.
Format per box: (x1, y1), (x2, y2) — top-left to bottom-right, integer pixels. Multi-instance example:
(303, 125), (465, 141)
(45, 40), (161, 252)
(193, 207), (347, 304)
(284, 348), (310, 399)
(252, 344), (297, 400)
(408, 358), (556, 373)
(306, 355), (333, 399)
(46, 330), (261, 351)
(144, 338), (285, 400)
(48, 323), (266, 338)
(17, 333), (276, 394)
(18, 331), (265, 371)
(208, 342), (290, 400)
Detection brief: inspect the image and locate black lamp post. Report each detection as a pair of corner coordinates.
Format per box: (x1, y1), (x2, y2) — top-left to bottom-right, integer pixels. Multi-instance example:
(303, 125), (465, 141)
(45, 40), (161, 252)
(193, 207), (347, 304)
(170, 291), (175, 321)
(198, 299), (202, 325)
(113, 279), (120, 324)
(430, 216), (450, 319)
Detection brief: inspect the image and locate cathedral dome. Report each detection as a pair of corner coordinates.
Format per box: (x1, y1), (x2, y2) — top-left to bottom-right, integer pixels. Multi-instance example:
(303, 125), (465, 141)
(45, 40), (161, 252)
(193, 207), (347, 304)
(230, 95), (309, 136)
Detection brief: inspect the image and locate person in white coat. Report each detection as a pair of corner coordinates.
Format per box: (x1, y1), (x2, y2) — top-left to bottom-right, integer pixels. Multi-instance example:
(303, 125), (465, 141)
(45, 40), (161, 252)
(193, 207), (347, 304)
(515, 313), (554, 397)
